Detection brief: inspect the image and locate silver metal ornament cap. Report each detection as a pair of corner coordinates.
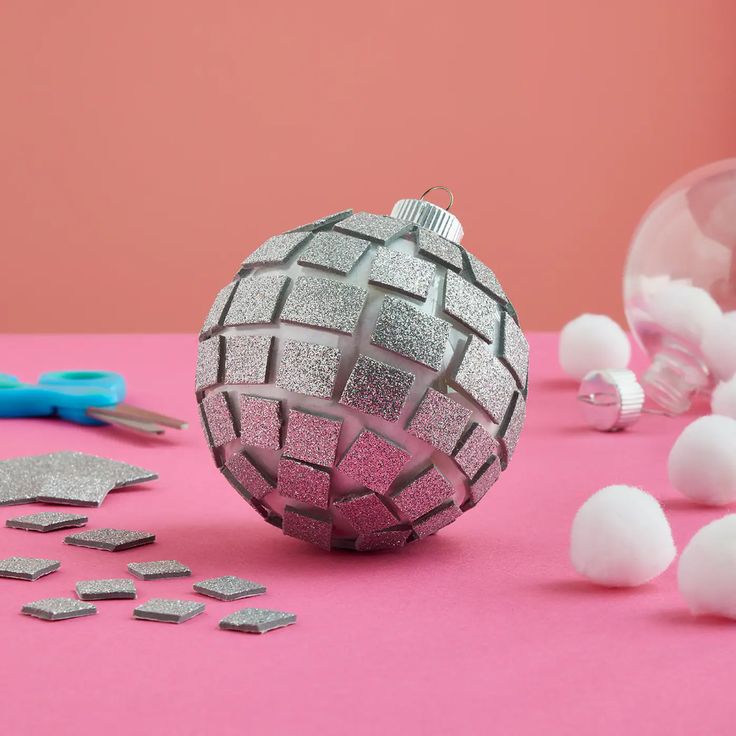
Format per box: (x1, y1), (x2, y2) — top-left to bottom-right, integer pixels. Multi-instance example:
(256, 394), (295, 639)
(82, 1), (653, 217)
(577, 368), (645, 432)
(391, 186), (464, 243)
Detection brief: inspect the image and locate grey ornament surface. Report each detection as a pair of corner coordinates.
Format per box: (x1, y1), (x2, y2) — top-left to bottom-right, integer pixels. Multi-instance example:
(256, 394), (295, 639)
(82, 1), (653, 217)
(196, 203), (528, 551)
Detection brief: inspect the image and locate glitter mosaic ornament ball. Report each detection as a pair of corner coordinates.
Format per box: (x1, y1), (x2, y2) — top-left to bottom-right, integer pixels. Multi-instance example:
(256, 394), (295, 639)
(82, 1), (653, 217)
(195, 193), (529, 551)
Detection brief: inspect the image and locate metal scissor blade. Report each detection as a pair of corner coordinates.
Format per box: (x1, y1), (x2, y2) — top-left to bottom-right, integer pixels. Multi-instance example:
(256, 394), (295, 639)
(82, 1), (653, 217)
(86, 407), (164, 435)
(114, 403), (188, 430)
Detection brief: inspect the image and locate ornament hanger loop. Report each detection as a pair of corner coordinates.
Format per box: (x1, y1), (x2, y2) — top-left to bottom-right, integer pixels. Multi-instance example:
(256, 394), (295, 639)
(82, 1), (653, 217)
(419, 185), (454, 211)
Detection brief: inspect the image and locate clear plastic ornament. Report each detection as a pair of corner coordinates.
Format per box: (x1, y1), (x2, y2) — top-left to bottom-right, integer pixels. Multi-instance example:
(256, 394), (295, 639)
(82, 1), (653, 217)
(624, 159), (736, 414)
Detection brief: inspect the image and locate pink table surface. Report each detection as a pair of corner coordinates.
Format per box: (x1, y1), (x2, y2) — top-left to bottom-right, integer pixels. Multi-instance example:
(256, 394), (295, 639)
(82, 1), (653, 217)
(0, 333), (733, 735)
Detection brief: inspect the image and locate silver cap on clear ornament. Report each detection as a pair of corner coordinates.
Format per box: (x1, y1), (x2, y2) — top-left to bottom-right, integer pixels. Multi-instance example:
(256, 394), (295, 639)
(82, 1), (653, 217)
(391, 186), (464, 243)
(577, 368), (646, 431)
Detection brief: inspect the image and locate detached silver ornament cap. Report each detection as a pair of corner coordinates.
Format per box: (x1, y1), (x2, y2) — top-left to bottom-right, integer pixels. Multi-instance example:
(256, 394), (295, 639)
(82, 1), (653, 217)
(391, 186), (464, 243)
(577, 368), (645, 432)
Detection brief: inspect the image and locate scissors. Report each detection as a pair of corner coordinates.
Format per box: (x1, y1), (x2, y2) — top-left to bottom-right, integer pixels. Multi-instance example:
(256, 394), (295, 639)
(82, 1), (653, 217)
(0, 370), (187, 436)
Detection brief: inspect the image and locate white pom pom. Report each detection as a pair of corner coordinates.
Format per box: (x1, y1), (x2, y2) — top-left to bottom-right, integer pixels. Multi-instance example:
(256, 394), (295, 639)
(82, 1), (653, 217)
(647, 282), (722, 345)
(668, 415), (736, 505)
(702, 311), (736, 382)
(570, 485), (676, 587)
(678, 515), (736, 619)
(712, 377), (736, 419)
(559, 314), (631, 380)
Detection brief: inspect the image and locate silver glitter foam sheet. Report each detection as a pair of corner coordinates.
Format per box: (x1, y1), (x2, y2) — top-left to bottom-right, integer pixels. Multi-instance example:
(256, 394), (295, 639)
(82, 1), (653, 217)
(6, 511), (88, 533)
(193, 575), (266, 602)
(412, 501), (462, 539)
(219, 607), (296, 634)
(223, 274), (290, 326)
(41, 452), (158, 489)
(201, 281), (237, 334)
(288, 208), (353, 233)
(280, 276), (367, 335)
(332, 491), (398, 534)
(276, 340), (341, 399)
(337, 430), (410, 494)
(355, 529), (412, 552)
(223, 334), (273, 385)
(390, 466), (454, 522)
(239, 395), (282, 450)
(443, 270), (501, 343)
(76, 578), (137, 600)
(500, 312), (529, 389)
(0, 556), (60, 581)
(335, 211), (411, 244)
(369, 248), (435, 301)
(201, 392), (237, 448)
(223, 451), (274, 501)
(283, 408), (342, 468)
(128, 560), (191, 581)
(195, 336), (221, 391)
(451, 336), (517, 423)
(416, 229), (463, 271)
(22, 597), (97, 621)
(371, 296), (450, 371)
(36, 475), (115, 508)
(465, 251), (508, 303)
(64, 528), (155, 552)
(406, 388), (471, 454)
(133, 598), (205, 624)
(278, 458), (330, 509)
(242, 231), (311, 267)
(298, 231), (370, 275)
(282, 506), (332, 550)
(339, 355), (414, 423)
(453, 423), (499, 479)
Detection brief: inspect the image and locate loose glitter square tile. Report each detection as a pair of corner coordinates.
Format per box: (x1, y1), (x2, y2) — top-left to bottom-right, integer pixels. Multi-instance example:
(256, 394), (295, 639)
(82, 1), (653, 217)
(239, 395), (281, 450)
(36, 475), (115, 507)
(193, 575), (266, 601)
(128, 560), (191, 580)
(453, 423), (499, 479)
(416, 229), (463, 271)
(498, 392), (526, 462)
(276, 339), (341, 399)
(337, 430), (410, 494)
(76, 578), (137, 600)
(443, 270), (501, 342)
(6, 511), (88, 533)
(201, 392), (237, 447)
(339, 355), (414, 423)
(0, 556), (60, 581)
(298, 231), (370, 274)
(335, 211), (411, 244)
(223, 451), (274, 500)
(201, 281), (237, 334)
(369, 248), (435, 300)
(64, 528), (155, 552)
(22, 597), (96, 621)
(219, 607), (296, 634)
(288, 208), (353, 233)
(452, 336), (517, 422)
(223, 334), (272, 385)
(223, 273), (289, 326)
(332, 491), (398, 534)
(278, 458), (330, 509)
(390, 466), (454, 521)
(243, 231), (311, 267)
(466, 251), (508, 302)
(283, 408), (342, 467)
(406, 388), (471, 454)
(283, 506), (332, 550)
(133, 598), (205, 624)
(195, 336), (221, 391)
(280, 276), (367, 335)
(371, 296), (450, 370)
(355, 529), (412, 552)
(500, 312), (529, 388)
(412, 501), (462, 539)
(467, 457), (501, 507)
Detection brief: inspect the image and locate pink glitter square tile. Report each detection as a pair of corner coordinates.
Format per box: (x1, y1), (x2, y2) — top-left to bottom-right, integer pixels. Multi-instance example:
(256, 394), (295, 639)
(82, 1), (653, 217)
(282, 506), (332, 550)
(337, 430), (410, 494)
(355, 529), (412, 551)
(499, 392), (526, 463)
(239, 395), (281, 450)
(332, 491), (398, 534)
(223, 451), (274, 500)
(277, 458), (330, 509)
(453, 423), (499, 479)
(201, 392), (237, 447)
(406, 388), (471, 454)
(390, 466), (454, 522)
(468, 458), (501, 507)
(413, 501), (462, 539)
(283, 409), (342, 467)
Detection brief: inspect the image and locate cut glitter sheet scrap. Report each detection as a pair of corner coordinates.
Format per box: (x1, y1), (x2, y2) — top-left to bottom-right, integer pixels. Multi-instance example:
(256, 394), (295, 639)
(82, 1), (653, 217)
(22, 597), (97, 621)
(64, 528), (156, 552)
(0, 556), (61, 581)
(219, 607), (296, 634)
(128, 560), (191, 580)
(76, 578), (137, 601)
(193, 575), (266, 601)
(133, 598), (205, 624)
(6, 511), (88, 532)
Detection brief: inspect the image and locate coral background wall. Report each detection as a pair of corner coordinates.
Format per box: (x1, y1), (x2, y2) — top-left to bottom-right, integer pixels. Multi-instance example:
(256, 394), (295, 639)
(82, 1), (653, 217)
(1, 0), (735, 333)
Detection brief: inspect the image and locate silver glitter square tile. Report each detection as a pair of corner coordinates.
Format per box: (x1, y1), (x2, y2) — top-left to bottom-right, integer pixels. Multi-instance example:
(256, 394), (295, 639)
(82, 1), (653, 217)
(242, 231), (311, 267)
(443, 270), (500, 342)
(36, 475), (115, 508)
(466, 251), (508, 302)
(500, 312), (529, 388)
(412, 501), (462, 539)
(389, 466), (454, 522)
(0, 556), (60, 581)
(276, 339), (341, 399)
(369, 248), (435, 300)
(453, 423), (499, 479)
(451, 336), (517, 423)
(128, 560), (191, 580)
(355, 529), (412, 552)
(193, 575), (266, 601)
(468, 457), (501, 507)
(298, 231), (370, 275)
(76, 578), (137, 600)
(219, 607), (296, 634)
(282, 506), (332, 550)
(339, 355), (414, 423)
(416, 229), (463, 271)
(223, 334), (272, 385)
(64, 528), (155, 552)
(6, 511), (88, 533)
(406, 388), (471, 454)
(335, 211), (411, 244)
(498, 392), (526, 462)
(283, 408), (342, 468)
(280, 276), (367, 335)
(332, 491), (398, 534)
(239, 395), (281, 450)
(337, 430), (410, 494)
(133, 598), (205, 624)
(201, 392), (237, 447)
(277, 458), (330, 509)
(195, 336), (221, 391)
(201, 281), (237, 334)
(223, 273), (289, 326)
(370, 296), (450, 371)
(22, 597), (97, 621)
(288, 208), (353, 233)
(223, 451), (274, 500)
